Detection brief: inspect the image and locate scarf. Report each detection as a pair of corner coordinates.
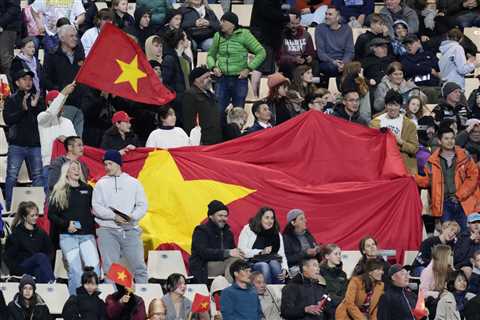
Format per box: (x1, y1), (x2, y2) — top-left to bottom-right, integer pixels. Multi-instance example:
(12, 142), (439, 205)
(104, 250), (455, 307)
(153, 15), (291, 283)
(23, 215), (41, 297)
(252, 227), (280, 254)
(421, 8), (437, 31)
(18, 53), (40, 91)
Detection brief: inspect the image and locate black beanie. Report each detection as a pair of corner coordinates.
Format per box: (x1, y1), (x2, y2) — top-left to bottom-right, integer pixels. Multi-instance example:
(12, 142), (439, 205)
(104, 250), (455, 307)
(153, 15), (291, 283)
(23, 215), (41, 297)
(221, 12), (239, 27)
(19, 274), (36, 292)
(207, 200), (229, 216)
(103, 149), (123, 167)
(189, 66), (210, 85)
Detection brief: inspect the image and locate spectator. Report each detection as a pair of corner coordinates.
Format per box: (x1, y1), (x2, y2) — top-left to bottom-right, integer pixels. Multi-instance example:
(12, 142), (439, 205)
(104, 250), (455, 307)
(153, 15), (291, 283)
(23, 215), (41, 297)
(48, 160), (100, 295)
(162, 273), (192, 320)
(361, 38), (396, 88)
(81, 8), (114, 57)
(264, 72), (294, 125)
(223, 107), (247, 141)
(435, 271), (464, 320)
(278, 10), (315, 79)
(282, 209), (320, 276)
(183, 67), (223, 145)
(158, 9), (183, 38)
(31, 0), (85, 53)
(411, 220), (460, 277)
(92, 150), (149, 284)
(439, 28), (478, 89)
(379, 0), (418, 37)
(467, 83), (480, 119)
(332, 89), (369, 126)
(101, 111), (141, 153)
(340, 61), (371, 120)
(105, 284), (146, 320)
(352, 236), (391, 279)
(147, 298), (167, 320)
(0, 0), (21, 76)
(467, 250), (480, 295)
(296, 0), (329, 26)
(238, 207), (289, 284)
(112, 0), (134, 30)
(291, 65), (317, 100)
(250, 271), (282, 320)
(190, 200), (243, 284)
(221, 260), (262, 320)
(336, 259), (385, 319)
(210, 276), (230, 318)
(354, 13), (389, 61)
(417, 116), (438, 172)
(452, 0), (480, 28)
(146, 106), (190, 149)
(281, 258), (330, 320)
(319, 243), (347, 312)
(4, 201), (55, 283)
(314, 7), (354, 78)
(390, 20), (408, 57)
(416, 126), (479, 232)
(62, 267), (107, 319)
(10, 37), (45, 94)
(454, 213), (480, 277)
(78, 0), (98, 35)
(125, 7), (154, 51)
(244, 100), (273, 134)
(136, 0), (171, 29)
(420, 244), (453, 299)
(433, 82), (470, 131)
(371, 90), (419, 174)
(456, 119), (480, 162)
(48, 135), (88, 191)
(145, 35), (163, 66)
(332, 0), (374, 27)
(3, 69), (44, 210)
(404, 95), (425, 128)
(377, 265), (417, 320)
(181, 0), (220, 51)
(7, 275), (51, 320)
(373, 62), (418, 113)
(208, 12), (265, 119)
(37, 83), (77, 194)
(306, 88), (334, 112)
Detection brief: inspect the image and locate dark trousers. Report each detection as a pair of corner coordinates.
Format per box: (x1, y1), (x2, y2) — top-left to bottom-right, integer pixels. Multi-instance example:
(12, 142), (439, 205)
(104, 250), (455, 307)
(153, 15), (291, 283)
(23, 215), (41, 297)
(18, 253), (55, 283)
(0, 30), (16, 75)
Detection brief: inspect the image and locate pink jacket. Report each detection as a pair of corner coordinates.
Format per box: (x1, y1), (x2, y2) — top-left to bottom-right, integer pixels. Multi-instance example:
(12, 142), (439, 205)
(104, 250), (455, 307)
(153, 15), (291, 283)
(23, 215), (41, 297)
(420, 261), (440, 298)
(23, 6), (41, 36)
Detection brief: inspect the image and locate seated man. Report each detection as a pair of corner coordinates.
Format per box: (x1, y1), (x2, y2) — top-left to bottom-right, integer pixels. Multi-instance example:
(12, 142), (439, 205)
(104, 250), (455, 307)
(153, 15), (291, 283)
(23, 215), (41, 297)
(332, 0), (374, 27)
(451, 0), (480, 28)
(361, 37), (396, 87)
(332, 89), (368, 126)
(314, 6), (354, 79)
(245, 101), (273, 134)
(433, 82), (470, 130)
(251, 271), (282, 320)
(190, 200), (244, 284)
(454, 213), (480, 277)
(354, 13), (389, 61)
(379, 0), (418, 37)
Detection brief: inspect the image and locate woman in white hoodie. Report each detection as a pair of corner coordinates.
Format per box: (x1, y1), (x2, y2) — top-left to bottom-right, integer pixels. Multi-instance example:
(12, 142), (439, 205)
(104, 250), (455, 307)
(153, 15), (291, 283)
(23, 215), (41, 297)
(238, 207), (289, 284)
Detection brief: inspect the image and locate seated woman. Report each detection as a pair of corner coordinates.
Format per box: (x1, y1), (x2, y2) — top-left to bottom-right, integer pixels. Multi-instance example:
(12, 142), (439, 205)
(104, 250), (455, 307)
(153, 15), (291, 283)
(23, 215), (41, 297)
(265, 72), (294, 125)
(420, 244), (453, 299)
(180, 0), (220, 51)
(290, 65), (317, 100)
(105, 284), (146, 320)
(282, 209), (320, 276)
(162, 273), (192, 320)
(319, 244), (348, 312)
(352, 236), (390, 281)
(223, 107), (248, 141)
(146, 106), (190, 149)
(336, 260), (385, 320)
(7, 275), (51, 320)
(4, 201), (55, 283)
(238, 207), (289, 284)
(435, 270), (471, 320)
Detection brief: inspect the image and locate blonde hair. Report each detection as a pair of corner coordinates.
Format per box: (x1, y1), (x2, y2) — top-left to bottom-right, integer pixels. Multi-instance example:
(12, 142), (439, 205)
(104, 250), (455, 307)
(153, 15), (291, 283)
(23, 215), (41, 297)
(147, 298), (166, 319)
(49, 160), (86, 210)
(226, 107), (247, 127)
(432, 244), (452, 291)
(145, 35), (162, 63)
(441, 221), (460, 235)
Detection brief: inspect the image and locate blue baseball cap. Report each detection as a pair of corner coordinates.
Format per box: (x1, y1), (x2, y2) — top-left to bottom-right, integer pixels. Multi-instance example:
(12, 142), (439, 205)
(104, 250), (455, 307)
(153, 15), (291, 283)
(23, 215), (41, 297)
(467, 213), (480, 223)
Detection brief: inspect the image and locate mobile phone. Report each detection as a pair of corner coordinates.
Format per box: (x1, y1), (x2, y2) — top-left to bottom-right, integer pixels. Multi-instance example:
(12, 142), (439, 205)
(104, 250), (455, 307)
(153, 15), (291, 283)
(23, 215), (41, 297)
(72, 221), (82, 229)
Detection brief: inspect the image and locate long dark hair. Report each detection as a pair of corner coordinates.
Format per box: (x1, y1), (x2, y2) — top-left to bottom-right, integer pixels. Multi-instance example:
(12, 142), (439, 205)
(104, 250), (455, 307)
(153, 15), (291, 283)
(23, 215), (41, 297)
(446, 270), (468, 293)
(282, 219), (296, 235)
(360, 259), (384, 293)
(249, 207), (280, 234)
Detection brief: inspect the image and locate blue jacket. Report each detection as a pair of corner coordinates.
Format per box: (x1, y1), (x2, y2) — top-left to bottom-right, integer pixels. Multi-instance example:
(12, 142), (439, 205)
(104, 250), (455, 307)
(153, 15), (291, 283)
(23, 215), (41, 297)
(454, 233), (480, 269)
(468, 269), (480, 295)
(244, 121), (268, 135)
(400, 49), (440, 87)
(221, 283), (262, 320)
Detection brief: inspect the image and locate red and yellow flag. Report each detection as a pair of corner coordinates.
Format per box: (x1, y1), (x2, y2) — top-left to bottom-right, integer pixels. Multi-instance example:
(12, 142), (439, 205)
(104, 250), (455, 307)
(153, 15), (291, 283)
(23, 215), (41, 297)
(75, 23), (175, 106)
(191, 294), (210, 313)
(107, 263), (133, 289)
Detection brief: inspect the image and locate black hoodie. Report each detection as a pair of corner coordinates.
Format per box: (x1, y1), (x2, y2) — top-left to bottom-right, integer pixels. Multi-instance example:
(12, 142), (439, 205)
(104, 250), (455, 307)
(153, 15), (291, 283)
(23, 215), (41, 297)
(100, 126), (141, 151)
(377, 284), (417, 320)
(125, 6), (155, 51)
(332, 104), (369, 126)
(62, 286), (107, 320)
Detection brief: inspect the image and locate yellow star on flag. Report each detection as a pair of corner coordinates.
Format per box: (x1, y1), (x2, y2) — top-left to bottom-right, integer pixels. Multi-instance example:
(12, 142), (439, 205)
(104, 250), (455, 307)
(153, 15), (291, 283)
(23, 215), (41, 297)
(138, 150), (256, 253)
(114, 55), (147, 93)
(117, 271), (127, 281)
(201, 302), (209, 309)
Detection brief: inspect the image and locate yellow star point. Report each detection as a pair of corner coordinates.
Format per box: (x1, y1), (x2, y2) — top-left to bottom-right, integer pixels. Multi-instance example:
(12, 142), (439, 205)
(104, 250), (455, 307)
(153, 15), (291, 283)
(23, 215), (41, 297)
(138, 150), (256, 254)
(200, 302), (209, 308)
(114, 55), (147, 93)
(117, 271), (127, 281)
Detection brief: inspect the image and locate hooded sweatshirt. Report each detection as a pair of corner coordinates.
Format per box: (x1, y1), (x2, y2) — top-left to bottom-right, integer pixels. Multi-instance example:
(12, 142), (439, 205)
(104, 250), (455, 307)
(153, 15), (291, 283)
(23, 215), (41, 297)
(439, 40), (475, 89)
(125, 7), (155, 51)
(278, 26), (316, 66)
(92, 172), (148, 229)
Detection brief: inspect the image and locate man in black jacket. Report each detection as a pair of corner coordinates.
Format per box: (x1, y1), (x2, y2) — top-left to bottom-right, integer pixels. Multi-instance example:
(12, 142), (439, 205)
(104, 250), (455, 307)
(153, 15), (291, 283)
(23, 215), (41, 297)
(189, 200), (245, 284)
(377, 264), (417, 320)
(3, 69), (45, 210)
(332, 89), (368, 126)
(0, 0), (21, 76)
(100, 111), (141, 153)
(281, 258), (330, 320)
(454, 213), (480, 277)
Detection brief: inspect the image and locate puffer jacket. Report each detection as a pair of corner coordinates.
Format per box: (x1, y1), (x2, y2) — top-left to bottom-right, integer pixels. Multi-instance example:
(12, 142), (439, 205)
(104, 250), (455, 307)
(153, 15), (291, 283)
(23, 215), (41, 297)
(136, 0), (171, 26)
(7, 293), (51, 320)
(415, 146), (480, 217)
(207, 28), (266, 76)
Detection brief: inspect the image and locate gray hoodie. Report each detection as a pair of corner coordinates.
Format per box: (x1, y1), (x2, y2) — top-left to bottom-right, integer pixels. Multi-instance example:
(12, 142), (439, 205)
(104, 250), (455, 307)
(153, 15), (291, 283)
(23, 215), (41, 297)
(439, 40), (475, 89)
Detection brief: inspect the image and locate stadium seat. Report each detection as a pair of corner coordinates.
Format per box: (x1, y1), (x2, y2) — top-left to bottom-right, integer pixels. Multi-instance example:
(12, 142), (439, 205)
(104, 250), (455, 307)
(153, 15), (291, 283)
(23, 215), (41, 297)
(352, 28), (368, 45)
(0, 110), (6, 126)
(0, 127), (7, 155)
(465, 77), (477, 99)
(209, 4), (224, 21)
(403, 250), (419, 266)
(0, 156), (6, 184)
(246, 79), (258, 102)
(11, 187), (45, 214)
(259, 77), (269, 99)
(147, 250), (188, 280)
(231, 4), (253, 27)
(424, 104), (436, 116)
(0, 282), (18, 304)
(244, 103), (254, 128)
(98, 283), (116, 301)
(328, 78), (339, 93)
(95, 2), (108, 10)
(0, 159), (33, 185)
(0, 188), (6, 214)
(341, 250), (362, 278)
(184, 283), (209, 302)
(197, 52), (208, 67)
(36, 283), (70, 315)
(54, 249), (69, 280)
(464, 27), (480, 50)
(172, 2), (181, 9)
(266, 284), (284, 300)
(135, 283), (164, 309)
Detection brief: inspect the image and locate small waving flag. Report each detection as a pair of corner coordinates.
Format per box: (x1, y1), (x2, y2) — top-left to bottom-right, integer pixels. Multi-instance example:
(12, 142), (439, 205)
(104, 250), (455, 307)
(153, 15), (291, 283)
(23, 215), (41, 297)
(107, 263), (133, 289)
(191, 293), (210, 313)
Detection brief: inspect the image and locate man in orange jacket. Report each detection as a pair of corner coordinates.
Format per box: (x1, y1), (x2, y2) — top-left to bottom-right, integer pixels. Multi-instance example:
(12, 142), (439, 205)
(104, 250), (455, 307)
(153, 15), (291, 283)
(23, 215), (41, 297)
(416, 126), (480, 233)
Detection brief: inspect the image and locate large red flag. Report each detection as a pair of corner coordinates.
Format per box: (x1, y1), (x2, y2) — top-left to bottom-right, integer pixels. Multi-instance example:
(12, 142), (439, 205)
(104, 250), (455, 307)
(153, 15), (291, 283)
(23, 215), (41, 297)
(75, 23), (175, 106)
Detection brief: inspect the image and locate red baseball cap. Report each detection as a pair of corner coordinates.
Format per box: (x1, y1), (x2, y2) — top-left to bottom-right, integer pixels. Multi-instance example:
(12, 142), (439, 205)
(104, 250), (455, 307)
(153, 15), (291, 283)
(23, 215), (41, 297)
(45, 90), (60, 105)
(111, 111), (132, 124)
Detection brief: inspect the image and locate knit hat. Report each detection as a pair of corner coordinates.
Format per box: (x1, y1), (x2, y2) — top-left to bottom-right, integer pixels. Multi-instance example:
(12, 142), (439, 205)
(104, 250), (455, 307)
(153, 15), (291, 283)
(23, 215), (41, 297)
(267, 73), (289, 89)
(19, 274), (36, 291)
(442, 82), (462, 98)
(103, 149), (123, 167)
(189, 66), (210, 85)
(387, 264), (405, 279)
(46, 90), (60, 105)
(207, 200), (229, 216)
(392, 19), (408, 30)
(286, 208), (304, 224)
(221, 12), (239, 27)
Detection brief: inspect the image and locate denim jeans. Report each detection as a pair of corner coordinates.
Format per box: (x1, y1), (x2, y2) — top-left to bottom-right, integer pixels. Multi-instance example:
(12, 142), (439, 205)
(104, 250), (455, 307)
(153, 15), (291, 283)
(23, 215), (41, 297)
(442, 198), (468, 233)
(59, 233), (101, 295)
(18, 252), (55, 283)
(5, 145), (43, 210)
(456, 12), (480, 28)
(215, 76), (248, 123)
(252, 260), (283, 284)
